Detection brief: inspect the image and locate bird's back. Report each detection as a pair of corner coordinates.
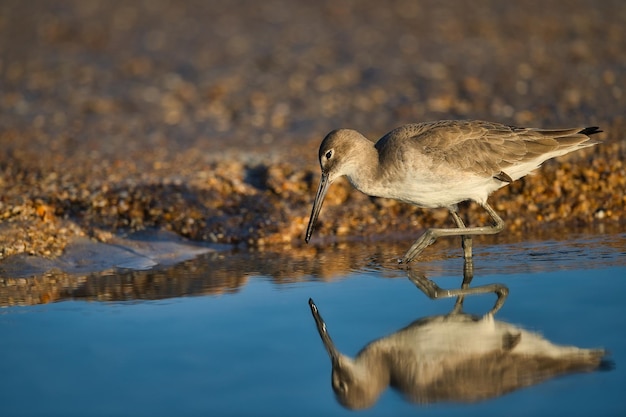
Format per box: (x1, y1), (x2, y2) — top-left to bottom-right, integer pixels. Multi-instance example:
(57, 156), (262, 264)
(377, 120), (600, 179)
(372, 120), (601, 206)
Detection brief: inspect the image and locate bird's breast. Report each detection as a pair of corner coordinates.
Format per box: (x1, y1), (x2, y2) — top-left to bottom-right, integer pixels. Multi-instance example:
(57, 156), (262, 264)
(360, 172), (502, 208)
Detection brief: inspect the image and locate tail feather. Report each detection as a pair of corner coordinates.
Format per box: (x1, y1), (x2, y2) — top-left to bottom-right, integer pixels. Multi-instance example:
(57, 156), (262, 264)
(554, 135), (593, 147)
(523, 126), (603, 147)
(579, 126), (602, 136)
(553, 126), (603, 150)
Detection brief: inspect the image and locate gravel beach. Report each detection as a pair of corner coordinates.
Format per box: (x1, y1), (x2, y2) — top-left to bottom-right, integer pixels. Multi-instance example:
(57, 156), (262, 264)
(1, 0), (625, 264)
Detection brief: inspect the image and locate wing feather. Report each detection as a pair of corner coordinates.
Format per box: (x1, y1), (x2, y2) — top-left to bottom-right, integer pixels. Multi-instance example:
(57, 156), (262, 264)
(383, 121), (599, 178)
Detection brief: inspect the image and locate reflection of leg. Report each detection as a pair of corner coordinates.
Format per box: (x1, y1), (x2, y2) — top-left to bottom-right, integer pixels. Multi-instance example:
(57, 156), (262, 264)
(406, 261), (509, 315)
(400, 202), (504, 263)
(452, 258), (474, 314)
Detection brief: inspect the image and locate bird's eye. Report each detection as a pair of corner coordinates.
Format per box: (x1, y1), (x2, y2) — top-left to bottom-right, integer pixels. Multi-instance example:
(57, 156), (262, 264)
(333, 379), (348, 394)
(339, 381), (348, 393)
(325, 150), (333, 160)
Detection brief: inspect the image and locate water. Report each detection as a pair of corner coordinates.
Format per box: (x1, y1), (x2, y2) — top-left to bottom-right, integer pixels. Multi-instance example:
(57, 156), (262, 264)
(1, 231), (625, 417)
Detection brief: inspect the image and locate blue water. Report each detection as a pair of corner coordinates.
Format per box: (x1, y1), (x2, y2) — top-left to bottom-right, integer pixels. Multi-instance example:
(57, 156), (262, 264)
(1, 232), (625, 417)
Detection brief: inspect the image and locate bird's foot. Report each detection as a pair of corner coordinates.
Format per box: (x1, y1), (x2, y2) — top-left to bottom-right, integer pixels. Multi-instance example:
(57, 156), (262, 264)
(399, 232), (437, 264)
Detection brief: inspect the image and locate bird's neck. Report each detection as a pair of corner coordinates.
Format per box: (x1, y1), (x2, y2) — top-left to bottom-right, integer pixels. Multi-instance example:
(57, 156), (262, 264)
(353, 345), (392, 392)
(344, 140), (381, 196)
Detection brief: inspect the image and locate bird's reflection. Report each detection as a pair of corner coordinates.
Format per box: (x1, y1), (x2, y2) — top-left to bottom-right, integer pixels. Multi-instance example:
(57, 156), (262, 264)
(308, 260), (609, 410)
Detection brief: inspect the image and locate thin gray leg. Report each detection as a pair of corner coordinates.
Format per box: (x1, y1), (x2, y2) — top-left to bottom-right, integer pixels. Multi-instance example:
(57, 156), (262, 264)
(449, 209), (473, 260)
(400, 202), (504, 263)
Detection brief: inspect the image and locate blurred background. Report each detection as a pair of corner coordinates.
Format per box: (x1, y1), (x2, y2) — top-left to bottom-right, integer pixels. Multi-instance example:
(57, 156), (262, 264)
(1, 3), (625, 416)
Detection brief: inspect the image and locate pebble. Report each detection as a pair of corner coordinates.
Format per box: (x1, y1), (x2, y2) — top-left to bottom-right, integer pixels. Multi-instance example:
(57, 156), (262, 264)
(0, 0), (624, 264)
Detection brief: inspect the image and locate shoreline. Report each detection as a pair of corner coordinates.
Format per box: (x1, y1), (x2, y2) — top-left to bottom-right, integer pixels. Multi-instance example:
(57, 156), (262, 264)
(1, 130), (624, 264)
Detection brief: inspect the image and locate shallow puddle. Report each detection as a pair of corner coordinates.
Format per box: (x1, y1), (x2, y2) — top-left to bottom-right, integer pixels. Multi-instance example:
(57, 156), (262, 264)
(1, 230), (625, 416)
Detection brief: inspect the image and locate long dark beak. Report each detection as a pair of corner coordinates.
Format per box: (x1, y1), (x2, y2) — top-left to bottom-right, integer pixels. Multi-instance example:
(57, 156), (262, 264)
(305, 172), (330, 243)
(308, 298), (340, 363)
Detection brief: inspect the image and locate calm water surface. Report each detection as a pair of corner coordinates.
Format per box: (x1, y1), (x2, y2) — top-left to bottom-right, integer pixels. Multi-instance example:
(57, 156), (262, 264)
(1, 231), (625, 417)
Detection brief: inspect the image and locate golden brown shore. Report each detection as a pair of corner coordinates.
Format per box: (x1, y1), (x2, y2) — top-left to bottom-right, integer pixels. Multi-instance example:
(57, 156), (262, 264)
(1, 0), (624, 263)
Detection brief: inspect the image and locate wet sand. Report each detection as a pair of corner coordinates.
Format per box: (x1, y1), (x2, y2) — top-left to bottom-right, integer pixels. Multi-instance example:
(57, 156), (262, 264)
(1, 0), (625, 268)
(2, 228), (625, 307)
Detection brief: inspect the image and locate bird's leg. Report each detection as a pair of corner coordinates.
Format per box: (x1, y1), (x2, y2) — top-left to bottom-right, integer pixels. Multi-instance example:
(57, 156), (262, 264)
(407, 259), (509, 316)
(400, 202), (504, 263)
(449, 209), (473, 260)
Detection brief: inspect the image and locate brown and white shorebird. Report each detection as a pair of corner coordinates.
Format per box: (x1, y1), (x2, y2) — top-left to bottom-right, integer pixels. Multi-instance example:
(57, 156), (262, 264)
(304, 120), (602, 263)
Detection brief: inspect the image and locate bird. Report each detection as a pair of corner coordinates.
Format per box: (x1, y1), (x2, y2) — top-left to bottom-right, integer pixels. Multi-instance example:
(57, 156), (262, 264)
(308, 298), (608, 409)
(304, 120), (602, 263)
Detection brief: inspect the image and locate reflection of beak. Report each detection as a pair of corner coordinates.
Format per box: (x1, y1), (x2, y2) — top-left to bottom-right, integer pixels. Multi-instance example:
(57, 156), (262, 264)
(305, 172), (330, 243)
(308, 298), (340, 364)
